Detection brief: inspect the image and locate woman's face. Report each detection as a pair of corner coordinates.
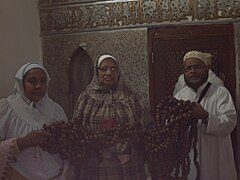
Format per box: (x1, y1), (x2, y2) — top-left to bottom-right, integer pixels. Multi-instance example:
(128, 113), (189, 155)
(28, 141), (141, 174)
(23, 68), (47, 102)
(97, 58), (120, 89)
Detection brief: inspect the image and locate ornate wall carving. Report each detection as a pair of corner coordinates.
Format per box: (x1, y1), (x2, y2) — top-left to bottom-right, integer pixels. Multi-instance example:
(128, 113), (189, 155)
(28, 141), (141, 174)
(39, 0), (240, 35)
(234, 22), (240, 175)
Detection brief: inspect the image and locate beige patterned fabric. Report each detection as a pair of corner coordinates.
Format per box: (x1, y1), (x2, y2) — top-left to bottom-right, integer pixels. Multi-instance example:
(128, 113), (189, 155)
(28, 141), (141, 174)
(183, 50), (212, 66)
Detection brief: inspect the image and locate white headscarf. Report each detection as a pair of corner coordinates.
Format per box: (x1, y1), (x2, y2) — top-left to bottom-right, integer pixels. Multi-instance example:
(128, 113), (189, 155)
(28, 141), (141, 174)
(12, 62), (50, 101)
(8, 62), (59, 125)
(96, 54), (118, 68)
(88, 54), (121, 91)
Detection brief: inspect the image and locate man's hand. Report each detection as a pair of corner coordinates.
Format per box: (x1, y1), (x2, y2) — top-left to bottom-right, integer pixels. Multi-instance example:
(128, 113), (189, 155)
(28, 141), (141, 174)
(191, 102), (209, 121)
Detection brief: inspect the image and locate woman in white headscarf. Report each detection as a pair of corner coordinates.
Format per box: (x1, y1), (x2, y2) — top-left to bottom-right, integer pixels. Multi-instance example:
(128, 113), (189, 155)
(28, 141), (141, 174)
(73, 54), (151, 180)
(0, 62), (74, 180)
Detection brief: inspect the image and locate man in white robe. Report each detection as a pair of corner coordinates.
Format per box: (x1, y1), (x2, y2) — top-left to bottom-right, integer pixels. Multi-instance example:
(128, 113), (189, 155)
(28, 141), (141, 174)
(174, 50), (237, 180)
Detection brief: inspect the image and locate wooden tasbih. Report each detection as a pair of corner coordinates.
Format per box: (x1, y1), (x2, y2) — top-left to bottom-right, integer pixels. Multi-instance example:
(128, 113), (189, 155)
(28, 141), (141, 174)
(41, 119), (144, 165)
(41, 96), (200, 179)
(144, 96), (200, 180)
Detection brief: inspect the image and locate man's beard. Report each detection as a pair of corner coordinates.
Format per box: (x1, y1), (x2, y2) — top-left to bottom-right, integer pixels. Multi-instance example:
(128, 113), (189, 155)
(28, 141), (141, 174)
(185, 72), (208, 90)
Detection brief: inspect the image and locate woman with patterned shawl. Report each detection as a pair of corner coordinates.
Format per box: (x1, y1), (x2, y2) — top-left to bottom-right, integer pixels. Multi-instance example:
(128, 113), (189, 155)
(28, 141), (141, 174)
(0, 63), (74, 180)
(73, 54), (151, 180)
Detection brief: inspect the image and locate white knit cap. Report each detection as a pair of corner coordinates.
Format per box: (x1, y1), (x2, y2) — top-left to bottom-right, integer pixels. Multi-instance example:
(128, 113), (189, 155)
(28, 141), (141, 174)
(183, 50), (212, 66)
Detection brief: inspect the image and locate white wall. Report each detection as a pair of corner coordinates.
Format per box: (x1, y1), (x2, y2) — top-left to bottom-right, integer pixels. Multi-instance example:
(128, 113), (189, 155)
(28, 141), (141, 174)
(0, 0), (42, 98)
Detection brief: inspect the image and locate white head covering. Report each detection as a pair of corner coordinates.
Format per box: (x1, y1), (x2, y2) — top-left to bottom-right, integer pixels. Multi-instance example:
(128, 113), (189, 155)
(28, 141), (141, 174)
(12, 62), (50, 99)
(183, 50), (212, 66)
(8, 62), (60, 125)
(88, 54), (121, 90)
(85, 53), (132, 94)
(96, 54), (118, 68)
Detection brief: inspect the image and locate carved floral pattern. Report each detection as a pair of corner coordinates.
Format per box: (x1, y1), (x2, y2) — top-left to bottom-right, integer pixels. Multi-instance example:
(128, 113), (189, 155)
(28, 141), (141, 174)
(39, 0), (240, 34)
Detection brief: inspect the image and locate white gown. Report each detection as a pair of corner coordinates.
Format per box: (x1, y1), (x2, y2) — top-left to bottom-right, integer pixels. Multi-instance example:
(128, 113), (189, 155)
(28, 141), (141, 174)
(0, 94), (69, 180)
(0, 63), (73, 180)
(175, 82), (237, 180)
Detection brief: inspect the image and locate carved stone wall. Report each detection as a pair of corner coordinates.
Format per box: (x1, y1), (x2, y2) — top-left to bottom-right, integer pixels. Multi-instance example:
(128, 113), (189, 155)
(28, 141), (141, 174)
(234, 22), (240, 176)
(42, 28), (148, 117)
(39, 0), (240, 35)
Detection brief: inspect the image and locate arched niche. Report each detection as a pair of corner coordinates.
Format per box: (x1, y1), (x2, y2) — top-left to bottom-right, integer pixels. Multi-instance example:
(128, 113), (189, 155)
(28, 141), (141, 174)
(69, 47), (94, 119)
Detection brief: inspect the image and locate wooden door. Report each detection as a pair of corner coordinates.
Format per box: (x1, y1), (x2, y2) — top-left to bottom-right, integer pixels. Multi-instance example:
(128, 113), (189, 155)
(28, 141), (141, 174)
(148, 23), (237, 170)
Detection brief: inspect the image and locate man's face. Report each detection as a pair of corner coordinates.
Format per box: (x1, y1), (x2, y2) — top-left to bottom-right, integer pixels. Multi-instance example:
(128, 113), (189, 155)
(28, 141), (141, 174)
(23, 68), (47, 102)
(183, 58), (209, 90)
(97, 58), (120, 89)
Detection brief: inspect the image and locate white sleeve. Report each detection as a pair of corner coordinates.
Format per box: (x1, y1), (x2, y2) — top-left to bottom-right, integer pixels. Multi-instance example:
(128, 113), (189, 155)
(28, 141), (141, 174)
(206, 87), (237, 136)
(0, 98), (12, 139)
(173, 74), (186, 96)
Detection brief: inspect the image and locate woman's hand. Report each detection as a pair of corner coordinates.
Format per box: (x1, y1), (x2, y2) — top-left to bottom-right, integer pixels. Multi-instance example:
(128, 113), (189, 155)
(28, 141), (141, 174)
(16, 131), (51, 151)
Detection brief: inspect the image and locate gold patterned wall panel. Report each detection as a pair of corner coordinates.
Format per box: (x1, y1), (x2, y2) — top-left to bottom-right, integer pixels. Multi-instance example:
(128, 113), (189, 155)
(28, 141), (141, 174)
(42, 28), (148, 118)
(39, 0), (240, 35)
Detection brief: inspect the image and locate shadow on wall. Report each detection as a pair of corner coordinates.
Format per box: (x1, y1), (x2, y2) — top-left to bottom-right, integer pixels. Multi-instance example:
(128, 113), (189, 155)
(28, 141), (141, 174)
(69, 47), (94, 119)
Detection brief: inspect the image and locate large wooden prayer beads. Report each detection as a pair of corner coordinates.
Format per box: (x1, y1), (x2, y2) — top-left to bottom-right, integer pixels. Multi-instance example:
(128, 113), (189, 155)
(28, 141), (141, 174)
(145, 96), (194, 180)
(42, 119), (144, 165)
(41, 96), (199, 179)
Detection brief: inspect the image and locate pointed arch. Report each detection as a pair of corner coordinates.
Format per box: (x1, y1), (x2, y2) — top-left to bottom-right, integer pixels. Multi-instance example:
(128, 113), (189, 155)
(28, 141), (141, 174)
(69, 47), (94, 119)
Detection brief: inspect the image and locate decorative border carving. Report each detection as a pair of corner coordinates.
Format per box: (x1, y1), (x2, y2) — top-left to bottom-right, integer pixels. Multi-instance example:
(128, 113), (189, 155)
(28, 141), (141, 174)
(39, 0), (240, 34)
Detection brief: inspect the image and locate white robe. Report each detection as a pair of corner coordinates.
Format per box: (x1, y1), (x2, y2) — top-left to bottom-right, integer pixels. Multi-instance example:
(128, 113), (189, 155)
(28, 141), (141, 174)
(175, 82), (237, 180)
(0, 63), (74, 180)
(173, 70), (224, 95)
(0, 94), (69, 180)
